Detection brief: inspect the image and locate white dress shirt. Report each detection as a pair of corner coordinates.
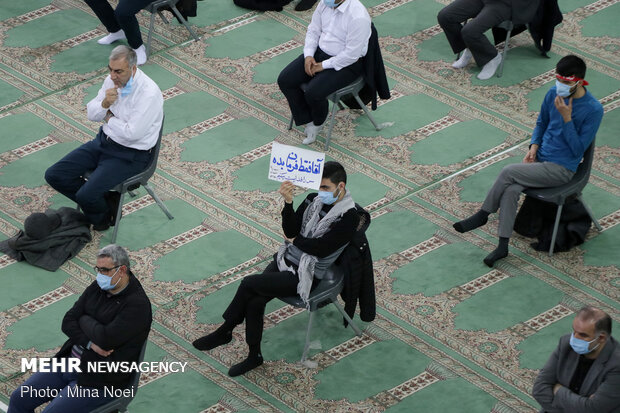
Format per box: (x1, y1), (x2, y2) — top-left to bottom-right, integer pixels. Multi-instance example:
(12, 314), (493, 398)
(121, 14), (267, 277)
(87, 68), (163, 150)
(303, 0), (371, 71)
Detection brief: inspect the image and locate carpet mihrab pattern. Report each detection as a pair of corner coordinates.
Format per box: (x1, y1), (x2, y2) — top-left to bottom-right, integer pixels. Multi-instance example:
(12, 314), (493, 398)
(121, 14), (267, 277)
(0, 0), (619, 411)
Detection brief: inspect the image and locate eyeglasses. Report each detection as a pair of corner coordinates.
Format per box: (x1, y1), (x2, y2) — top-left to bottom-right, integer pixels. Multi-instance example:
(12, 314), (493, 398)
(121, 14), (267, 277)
(94, 265), (121, 274)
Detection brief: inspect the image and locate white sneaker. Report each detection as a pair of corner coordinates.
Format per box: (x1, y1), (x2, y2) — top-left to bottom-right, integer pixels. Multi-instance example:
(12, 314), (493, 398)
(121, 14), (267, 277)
(97, 30), (126, 45)
(303, 123), (323, 145)
(452, 48), (472, 69)
(477, 53), (502, 80)
(134, 45), (147, 66)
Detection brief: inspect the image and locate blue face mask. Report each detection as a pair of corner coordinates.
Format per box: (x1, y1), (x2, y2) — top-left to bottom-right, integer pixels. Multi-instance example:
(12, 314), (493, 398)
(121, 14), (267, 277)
(569, 332), (599, 355)
(120, 74), (134, 98)
(318, 189), (340, 205)
(96, 268), (121, 291)
(323, 0), (338, 7)
(555, 80), (575, 98)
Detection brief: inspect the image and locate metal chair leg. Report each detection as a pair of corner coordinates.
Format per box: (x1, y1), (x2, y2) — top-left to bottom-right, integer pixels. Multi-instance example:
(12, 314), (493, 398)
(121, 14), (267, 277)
(146, 11), (156, 57)
(110, 192), (126, 244)
(301, 311), (315, 362)
(324, 100), (339, 150)
(353, 94), (382, 131)
(288, 115), (294, 130)
(169, 4), (200, 41)
(578, 195), (602, 231)
(548, 204), (564, 257)
(331, 298), (363, 336)
(497, 29), (511, 78)
(143, 183), (174, 220)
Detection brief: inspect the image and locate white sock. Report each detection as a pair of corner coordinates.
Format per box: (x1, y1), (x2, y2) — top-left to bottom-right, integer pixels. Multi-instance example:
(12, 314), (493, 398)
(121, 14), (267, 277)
(97, 30), (126, 45)
(134, 45), (147, 65)
(452, 48), (472, 69)
(303, 123), (323, 145)
(477, 53), (502, 80)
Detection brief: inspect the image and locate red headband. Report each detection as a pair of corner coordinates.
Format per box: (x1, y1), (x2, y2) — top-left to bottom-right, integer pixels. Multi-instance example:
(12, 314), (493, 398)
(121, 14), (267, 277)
(556, 74), (589, 86)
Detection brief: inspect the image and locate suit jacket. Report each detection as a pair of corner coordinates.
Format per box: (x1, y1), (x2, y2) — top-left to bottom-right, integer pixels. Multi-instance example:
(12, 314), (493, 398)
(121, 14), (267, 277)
(532, 334), (620, 413)
(511, 0), (540, 25)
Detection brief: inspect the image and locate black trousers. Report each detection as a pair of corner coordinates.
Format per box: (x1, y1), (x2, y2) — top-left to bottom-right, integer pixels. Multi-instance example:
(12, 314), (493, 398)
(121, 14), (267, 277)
(83, 0), (154, 49)
(222, 260), (318, 346)
(277, 48), (363, 127)
(437, 0), (511, 67)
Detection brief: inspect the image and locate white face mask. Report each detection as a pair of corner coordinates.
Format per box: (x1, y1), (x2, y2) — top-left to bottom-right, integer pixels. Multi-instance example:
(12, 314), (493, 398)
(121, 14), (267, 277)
(555, 80), (576, 97)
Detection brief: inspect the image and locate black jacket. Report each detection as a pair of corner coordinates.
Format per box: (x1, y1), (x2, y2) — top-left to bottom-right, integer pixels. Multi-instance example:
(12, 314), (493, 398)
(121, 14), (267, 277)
(233, 0), (292, 11)
(342, 23), (391, 111)
(337, 204), (376, 324)
(514, 196), (591, 253)
(55, 273), (152, 388)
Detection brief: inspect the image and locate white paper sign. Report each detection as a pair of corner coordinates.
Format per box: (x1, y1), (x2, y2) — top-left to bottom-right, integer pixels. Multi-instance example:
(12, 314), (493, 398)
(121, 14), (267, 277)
(268, 142), (325, 189)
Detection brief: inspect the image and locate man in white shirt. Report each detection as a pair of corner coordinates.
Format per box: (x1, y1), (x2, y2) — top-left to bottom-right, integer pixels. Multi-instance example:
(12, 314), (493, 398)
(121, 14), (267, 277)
(277, 0), (371, 145)
(45, 46), (163, 231)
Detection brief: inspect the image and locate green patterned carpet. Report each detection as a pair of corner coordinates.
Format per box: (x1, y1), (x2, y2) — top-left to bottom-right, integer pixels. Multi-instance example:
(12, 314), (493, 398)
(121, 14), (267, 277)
(0, 0), (619, 411)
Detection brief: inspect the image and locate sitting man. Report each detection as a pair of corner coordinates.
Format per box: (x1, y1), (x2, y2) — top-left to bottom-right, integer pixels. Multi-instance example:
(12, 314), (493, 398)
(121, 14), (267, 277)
(437, 0), (538, 79)
(45, 46), (163, 231)
(532, 306), (620, 412)
(84, 0), (153, 65)
(8, 244), (152, 412)
(193, 161), (359, 376)
(277, 0), (371, 144)
(453, 55), (603, 266)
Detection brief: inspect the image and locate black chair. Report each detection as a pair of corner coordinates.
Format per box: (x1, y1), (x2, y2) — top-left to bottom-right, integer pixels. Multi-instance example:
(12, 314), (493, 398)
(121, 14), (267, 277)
(144, 0), (200, 57)
(89, 340), (148, 413)
(278, 262), (363, 367)
(523, 140), (602, 256)
(81, 118), (174, 242)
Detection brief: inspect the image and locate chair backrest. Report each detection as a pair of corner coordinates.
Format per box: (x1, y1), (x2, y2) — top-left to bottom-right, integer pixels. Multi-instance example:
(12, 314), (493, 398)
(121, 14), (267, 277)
(89, 339), (148, 413)
(571, 139), (596, 190)
(120, 115), (164, 190)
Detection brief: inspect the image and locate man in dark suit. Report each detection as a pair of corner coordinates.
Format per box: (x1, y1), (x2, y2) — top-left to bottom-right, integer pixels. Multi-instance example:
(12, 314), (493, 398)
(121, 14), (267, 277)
(532, 306), (620, 412)
(45, 46), (163, 231)
(437, 0), (539, 79)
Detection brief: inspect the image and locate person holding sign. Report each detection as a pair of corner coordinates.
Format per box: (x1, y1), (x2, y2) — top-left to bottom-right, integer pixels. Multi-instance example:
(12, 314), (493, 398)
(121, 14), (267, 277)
(193, 161), (359, 376)
(277, 0), (371, 145)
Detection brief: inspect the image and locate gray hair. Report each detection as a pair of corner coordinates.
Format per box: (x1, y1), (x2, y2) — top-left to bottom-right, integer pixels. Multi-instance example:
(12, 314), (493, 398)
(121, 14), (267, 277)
(109, 45), (137, 68)
(98, 244), (131, 269)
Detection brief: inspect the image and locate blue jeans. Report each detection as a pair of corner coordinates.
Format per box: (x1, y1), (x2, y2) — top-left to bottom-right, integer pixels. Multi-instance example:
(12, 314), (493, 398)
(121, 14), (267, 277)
(8, 371), (116, 413)
(44, 130), (151, 225)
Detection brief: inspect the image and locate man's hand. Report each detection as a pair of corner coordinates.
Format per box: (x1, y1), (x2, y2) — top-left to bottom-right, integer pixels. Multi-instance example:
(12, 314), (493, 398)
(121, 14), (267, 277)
(310, 62), (323, 76)
(553, 383), (563, 395)
(103, 110), (114, 123)
(554, 96), (573, 123)
(523, 144), (538, 163)
(91, 343), (113, 357)
(304, 57), (317, 76)
(284, 236), (296, 243)
(102, 88), (118, 109)
(279, 181), (294, 204)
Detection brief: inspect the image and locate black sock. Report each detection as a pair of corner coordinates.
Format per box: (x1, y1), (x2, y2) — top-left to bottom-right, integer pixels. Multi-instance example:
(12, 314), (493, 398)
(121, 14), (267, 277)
(483, 237), (509, 267)
(192, 323), (233, 351)
(453, 210), (489, 233)
(228, 346), (263, 377)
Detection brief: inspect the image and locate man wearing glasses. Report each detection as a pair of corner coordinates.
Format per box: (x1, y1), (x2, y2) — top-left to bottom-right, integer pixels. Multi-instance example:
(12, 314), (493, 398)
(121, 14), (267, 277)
(8, 244), (152, 412)
(452, 55), (604, 266)
(45, 45), (163, 232)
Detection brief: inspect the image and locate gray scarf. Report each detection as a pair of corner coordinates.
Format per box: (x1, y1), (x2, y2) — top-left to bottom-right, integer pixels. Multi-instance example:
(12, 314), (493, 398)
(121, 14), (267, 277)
(277, 190), (355, 307)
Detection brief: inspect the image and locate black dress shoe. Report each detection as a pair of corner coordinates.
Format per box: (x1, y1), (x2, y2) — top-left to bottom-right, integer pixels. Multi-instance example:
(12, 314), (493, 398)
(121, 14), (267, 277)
(92, 220), (111, 232)
(295, 0), (317, 11)
(228, 354), (263, 377)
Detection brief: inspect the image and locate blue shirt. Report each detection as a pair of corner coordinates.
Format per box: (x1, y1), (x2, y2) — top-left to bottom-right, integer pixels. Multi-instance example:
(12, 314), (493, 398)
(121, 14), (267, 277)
(531, 87), (604, 172)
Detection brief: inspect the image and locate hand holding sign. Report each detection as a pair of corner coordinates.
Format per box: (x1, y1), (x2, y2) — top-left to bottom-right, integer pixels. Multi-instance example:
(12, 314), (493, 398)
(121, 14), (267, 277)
(279, 181), (294, 204)
(268, 142), (325, 190)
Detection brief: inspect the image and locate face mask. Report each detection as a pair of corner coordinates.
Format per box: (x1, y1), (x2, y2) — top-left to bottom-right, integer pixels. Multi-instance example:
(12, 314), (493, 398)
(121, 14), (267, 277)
(318, 188), (340, 205)
(569, 332), (600, 355)
(96, 268), (121, 291)
(555, 80), (575, 98)
(120, 74), (134, 98)
(323, 0), (338, 7)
